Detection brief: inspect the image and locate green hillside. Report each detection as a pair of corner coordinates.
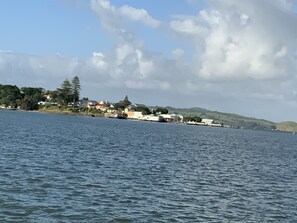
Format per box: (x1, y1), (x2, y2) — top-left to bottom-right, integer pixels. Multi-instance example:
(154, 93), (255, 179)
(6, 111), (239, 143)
(276, 122), (297, 132)
(165, 106), (276, 130)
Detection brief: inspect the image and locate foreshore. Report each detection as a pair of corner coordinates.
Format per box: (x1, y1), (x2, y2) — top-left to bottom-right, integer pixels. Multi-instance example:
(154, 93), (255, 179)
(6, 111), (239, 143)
(37, 109), (105, 118)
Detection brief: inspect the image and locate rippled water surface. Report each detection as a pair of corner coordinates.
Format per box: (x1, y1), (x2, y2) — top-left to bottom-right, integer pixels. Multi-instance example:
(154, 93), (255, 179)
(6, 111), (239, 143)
(1, 110), (297, 222)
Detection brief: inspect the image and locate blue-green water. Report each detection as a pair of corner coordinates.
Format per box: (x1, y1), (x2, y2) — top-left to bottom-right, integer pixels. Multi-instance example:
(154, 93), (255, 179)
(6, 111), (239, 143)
(0, 110), (297, 222)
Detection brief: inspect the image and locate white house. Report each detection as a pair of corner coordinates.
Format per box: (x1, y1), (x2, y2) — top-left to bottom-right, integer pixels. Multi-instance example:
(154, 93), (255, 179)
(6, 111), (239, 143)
(126, 111), (143, 119)
(160, 114), (184, 123)
(201, 119), (214, 125)
(38, 101), (56, 106)
(141, 115), (164, 122)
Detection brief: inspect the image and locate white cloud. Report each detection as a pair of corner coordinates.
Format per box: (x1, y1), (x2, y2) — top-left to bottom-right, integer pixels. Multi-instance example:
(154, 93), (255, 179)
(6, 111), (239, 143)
(119, 5), (160, 28)
(0, 52), (81, 88)
(135, 50), (154, 78)
(91, 0), (160, 30)
(240, 13), (249, 25)
(170, 19), (208, 36)
(170, 0), (297, 81)
(116, 44), (134, 65)
(125, 80), (169, 90)
(89, 0), (160, 89)
(172, 48), (184, 60)
(92, 52), (106, 68)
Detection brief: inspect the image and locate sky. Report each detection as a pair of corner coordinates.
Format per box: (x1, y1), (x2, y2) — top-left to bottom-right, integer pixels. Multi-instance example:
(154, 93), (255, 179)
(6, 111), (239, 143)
(1, 0), (297, 122)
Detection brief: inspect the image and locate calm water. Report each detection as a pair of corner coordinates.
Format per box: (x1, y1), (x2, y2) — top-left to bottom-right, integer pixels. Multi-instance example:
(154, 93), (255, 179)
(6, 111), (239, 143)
(0, 110), (297, 222)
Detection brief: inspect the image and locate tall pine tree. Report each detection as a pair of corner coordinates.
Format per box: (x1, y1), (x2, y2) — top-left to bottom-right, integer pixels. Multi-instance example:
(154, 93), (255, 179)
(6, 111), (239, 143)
(71, 76), (80, 108)
(58, 79), (72, 106)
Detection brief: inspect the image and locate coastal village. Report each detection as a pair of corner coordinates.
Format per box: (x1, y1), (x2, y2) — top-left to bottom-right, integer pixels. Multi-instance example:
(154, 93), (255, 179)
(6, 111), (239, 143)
(1, 81), (294, 131)
(0, 79), (223, 127)
(38, 94), (223, 127)
(1, 79), (296, 131)
(0, 85), (223, 127)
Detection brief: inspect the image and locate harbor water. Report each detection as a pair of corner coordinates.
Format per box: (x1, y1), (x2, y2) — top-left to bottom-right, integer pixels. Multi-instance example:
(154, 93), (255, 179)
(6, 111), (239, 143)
(1, 110), (297, 222)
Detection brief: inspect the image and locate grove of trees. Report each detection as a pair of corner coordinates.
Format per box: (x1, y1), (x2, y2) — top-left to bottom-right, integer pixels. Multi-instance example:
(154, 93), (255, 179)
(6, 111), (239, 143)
(0, 84), (22, 108)
(154, 107), (168, 114)
(57, 76), (81, 108)
(183, 116), (202, 122)
(19, 87), (44, 110)
(134, 106), (151, 115)
(0, 75), (81, 110)
(1, 77), (172, 116)
(114, 95), (132, 110)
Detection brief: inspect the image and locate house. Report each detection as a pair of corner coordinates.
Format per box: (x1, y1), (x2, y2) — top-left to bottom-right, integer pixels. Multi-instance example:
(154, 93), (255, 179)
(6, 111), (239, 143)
(201, 119), (214, 125)
(201, 118), (223, 127)
(141, 114), (164, 122)
(38, 101), (56, 106)
(126, 111), (143, 119)
(160, 114), (184, 123)
(78, 99), (89, 108)
(87, 100), (98, 109)
(102, 103), (115, 113)
(43, 94), (52, 101)
(95, 100), (107, 111)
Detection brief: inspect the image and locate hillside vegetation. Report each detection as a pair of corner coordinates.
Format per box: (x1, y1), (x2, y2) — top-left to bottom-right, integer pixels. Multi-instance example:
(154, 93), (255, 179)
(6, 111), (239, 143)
(276, 122), (297, 132)
(165, 106), (276, 130)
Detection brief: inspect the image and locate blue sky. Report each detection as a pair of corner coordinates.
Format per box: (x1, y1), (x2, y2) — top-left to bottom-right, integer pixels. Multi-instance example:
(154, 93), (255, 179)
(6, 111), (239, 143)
(0, 0), (204, 58)
(0, 0), (104, 57)
(1, 0), (297, 122)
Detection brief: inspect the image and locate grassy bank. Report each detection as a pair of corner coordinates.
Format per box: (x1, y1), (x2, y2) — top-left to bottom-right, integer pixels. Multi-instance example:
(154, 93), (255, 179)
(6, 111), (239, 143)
(276, 121), (297, 132)
(165, 106), (276, 130)
(38, 106), (104, 117)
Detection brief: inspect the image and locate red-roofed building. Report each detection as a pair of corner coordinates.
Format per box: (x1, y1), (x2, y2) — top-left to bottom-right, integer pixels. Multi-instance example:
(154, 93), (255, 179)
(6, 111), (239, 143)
(95, 100), (107, 111)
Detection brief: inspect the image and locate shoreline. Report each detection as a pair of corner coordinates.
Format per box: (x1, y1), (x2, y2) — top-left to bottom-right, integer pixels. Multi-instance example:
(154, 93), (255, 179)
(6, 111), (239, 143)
(2, 108), (296, 133)
(32, 110), (297, 133)
(37, 109), (105, 118)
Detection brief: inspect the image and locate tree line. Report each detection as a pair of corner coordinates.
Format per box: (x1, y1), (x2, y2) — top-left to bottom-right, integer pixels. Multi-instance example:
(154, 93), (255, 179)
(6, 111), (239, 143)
(54, 76), (81, 108)
(0, 76), (80, 110)
(1, 76), (172, 116)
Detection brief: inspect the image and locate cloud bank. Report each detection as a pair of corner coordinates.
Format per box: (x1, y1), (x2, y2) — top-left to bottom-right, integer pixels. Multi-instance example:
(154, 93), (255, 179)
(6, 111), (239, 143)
(1, 0), (297, 121)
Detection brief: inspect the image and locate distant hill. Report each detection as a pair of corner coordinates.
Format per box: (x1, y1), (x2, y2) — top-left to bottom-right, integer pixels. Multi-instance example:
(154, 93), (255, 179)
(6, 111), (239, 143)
(276, 122), (297, 132)
(164, 106), (276, 130)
